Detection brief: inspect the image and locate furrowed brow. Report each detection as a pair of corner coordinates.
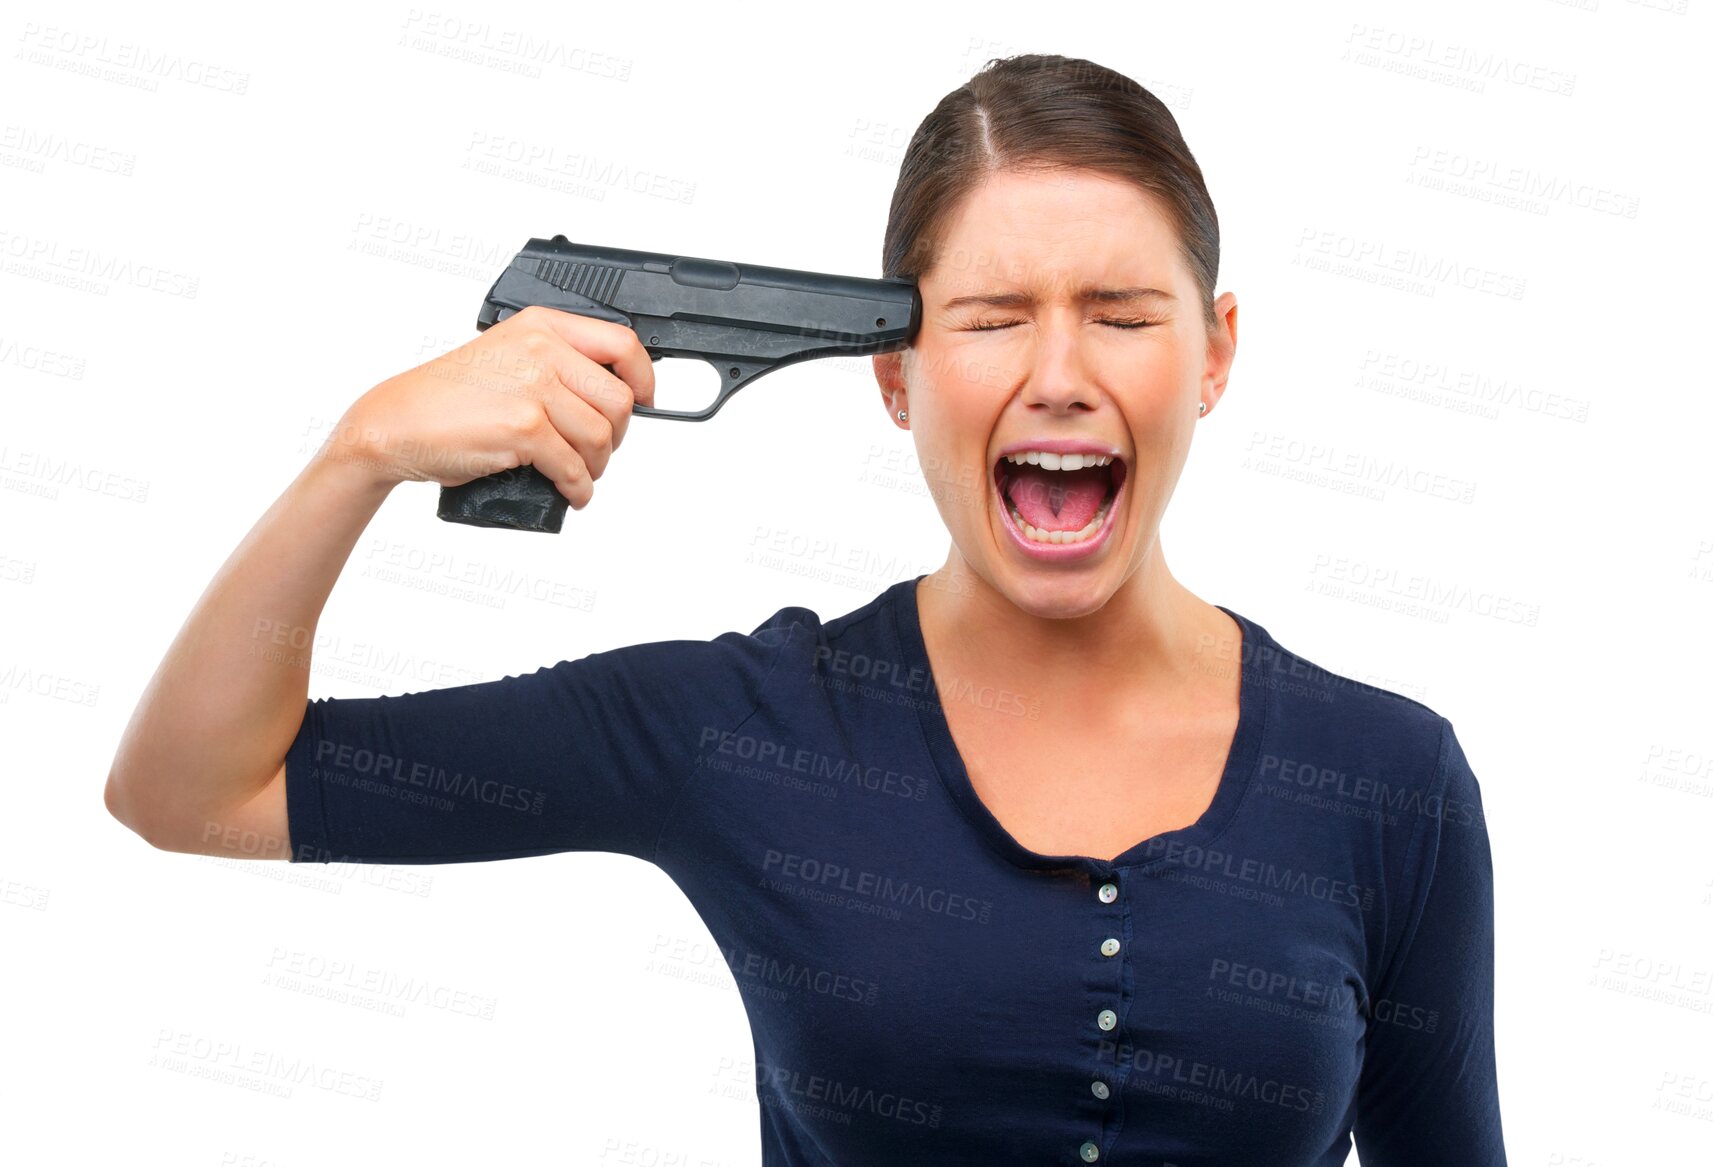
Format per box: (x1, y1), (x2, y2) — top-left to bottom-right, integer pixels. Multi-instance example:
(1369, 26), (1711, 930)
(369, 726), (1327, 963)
(1084, 286), (1178, 306)
(943, 286), (1178, 310)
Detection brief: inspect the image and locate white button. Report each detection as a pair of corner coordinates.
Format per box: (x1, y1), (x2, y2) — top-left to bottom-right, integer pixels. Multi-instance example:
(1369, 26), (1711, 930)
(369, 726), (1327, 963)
(1091, 1079), (1110, 1100)
(1097, 882), (1118, 903)
(1097, 1008), (1117, 1031)
(1080, 1141), (1101, 1162)
(1100, 937), (1120, 957)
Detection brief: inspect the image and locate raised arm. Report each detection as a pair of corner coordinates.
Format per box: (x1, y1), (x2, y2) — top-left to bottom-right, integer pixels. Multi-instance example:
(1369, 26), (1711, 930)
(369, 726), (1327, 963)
(103, 453), (393, 858)
(104, 307), (654, 859)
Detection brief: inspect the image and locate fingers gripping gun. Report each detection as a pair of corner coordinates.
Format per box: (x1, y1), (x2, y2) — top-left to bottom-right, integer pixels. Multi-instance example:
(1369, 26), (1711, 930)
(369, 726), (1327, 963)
(436, 235), (922, 533)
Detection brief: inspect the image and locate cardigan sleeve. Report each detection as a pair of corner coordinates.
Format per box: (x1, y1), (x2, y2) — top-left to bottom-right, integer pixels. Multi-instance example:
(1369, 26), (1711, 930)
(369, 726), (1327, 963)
(1351, 718), (1507, 1164)
(283, 626), (790, 866)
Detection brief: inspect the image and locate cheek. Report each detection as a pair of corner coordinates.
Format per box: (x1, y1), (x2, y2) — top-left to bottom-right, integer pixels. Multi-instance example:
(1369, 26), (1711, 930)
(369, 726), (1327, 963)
(1114, 348), (1195, 421)
(920, 342), (1015, 399)
(1133, 392), (1185, 438)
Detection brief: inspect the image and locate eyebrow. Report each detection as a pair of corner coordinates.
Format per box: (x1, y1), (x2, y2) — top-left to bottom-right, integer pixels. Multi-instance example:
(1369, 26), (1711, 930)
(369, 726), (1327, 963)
(942, 286), (1179, 310)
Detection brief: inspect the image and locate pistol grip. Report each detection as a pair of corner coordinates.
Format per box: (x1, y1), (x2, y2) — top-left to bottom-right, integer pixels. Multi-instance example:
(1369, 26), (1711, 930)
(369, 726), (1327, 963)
(437, 465), (567, 534)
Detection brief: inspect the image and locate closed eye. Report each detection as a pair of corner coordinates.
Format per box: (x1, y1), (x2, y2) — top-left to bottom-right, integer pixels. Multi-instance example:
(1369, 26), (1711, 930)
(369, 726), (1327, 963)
(964, 318), (1160, 332)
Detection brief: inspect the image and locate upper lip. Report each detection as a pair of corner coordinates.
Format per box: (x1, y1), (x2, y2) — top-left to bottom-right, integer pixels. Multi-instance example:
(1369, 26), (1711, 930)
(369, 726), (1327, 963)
(995, 438), (1126, 462)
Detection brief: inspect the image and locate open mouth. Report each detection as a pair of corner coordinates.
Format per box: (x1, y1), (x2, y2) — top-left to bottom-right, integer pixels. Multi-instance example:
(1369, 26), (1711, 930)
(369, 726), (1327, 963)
(992, 452), (1127, 547)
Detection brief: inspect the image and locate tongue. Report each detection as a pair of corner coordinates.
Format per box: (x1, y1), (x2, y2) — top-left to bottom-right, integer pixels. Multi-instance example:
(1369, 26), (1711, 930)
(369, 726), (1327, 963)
(1004, 463), (1111, 532)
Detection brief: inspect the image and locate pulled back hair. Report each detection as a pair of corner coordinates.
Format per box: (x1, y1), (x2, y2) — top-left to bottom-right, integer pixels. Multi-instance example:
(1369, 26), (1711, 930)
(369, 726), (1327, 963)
(881, 54), (1221, 336)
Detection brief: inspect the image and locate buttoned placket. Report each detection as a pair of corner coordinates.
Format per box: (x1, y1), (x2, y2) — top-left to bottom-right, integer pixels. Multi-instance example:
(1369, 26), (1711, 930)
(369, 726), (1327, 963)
(1079, 870), (1126, 1163)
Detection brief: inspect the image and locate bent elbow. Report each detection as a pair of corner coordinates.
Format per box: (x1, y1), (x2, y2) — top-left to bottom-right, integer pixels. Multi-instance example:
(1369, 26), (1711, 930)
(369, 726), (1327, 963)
(104, 770), (165, 850)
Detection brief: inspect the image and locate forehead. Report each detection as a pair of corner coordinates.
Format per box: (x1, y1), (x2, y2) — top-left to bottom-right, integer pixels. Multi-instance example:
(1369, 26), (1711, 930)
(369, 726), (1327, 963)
(923, 168), (1181, 298)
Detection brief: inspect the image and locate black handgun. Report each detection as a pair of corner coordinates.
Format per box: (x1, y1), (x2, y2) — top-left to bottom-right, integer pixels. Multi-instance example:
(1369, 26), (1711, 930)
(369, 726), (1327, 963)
(435, 235), (921, 533)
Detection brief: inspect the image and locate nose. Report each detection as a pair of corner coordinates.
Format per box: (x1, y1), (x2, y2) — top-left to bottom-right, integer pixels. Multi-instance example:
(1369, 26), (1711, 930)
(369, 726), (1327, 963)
(1016, 310), (1102, 415)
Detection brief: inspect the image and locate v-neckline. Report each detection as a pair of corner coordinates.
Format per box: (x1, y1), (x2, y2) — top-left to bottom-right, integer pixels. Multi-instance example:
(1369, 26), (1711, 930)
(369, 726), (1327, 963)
(891, 573), (1269, 876)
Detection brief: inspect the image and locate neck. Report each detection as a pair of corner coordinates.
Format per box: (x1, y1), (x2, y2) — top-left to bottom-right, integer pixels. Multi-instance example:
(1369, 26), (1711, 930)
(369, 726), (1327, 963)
(916, 541), (1232, 710)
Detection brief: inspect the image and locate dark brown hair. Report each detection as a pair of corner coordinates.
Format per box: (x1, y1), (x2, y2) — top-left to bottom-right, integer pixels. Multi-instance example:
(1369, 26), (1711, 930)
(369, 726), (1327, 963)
(882, 54), (1220, 335)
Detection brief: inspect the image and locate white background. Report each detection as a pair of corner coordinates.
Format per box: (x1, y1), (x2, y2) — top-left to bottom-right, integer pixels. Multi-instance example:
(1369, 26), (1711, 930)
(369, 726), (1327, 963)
(4, 1), (1710, 1164)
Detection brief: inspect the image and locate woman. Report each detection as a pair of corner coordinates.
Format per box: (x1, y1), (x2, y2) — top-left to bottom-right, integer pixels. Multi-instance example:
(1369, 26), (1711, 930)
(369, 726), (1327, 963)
(106, 54), (1506, 1165)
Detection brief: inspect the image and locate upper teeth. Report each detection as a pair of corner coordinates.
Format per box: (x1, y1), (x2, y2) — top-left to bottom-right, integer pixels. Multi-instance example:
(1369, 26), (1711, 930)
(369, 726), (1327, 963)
(1001, 451), (1115, 471)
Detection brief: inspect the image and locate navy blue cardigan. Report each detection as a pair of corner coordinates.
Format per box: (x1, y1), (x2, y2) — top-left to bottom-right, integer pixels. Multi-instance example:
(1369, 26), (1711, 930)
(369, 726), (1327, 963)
(287, 574), (1506, 1165)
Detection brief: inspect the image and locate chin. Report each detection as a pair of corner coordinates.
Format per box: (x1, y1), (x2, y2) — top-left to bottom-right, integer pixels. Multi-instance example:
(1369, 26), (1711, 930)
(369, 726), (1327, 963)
(989, 566), (1120, 621)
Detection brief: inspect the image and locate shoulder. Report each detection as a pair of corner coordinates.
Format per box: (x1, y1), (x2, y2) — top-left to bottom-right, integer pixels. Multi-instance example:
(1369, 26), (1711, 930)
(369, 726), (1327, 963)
(730, 579), (910, 669)
(1234, 610), (1472, 805)
(1235, 612), (1494, 983)
(716, 582), (894, 660)
(604, 582), (902, 694)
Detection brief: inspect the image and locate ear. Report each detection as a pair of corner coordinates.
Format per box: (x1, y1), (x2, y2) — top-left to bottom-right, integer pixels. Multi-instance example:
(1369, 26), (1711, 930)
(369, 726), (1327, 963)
(1202, 291), (1238, 412)
(872, 351), (909, 428)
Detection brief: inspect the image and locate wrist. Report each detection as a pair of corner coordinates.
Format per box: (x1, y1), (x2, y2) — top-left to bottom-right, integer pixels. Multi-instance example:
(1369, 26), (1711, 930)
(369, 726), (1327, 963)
(304, 438), (400, 503)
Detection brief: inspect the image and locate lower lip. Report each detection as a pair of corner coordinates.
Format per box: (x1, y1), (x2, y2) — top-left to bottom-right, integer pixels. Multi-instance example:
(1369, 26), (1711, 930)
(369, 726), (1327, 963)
(993, 464), (1125, 563)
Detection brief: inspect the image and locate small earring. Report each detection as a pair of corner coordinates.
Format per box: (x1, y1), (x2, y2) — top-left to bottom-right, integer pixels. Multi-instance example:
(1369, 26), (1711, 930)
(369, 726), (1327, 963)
(1198, 402), (1208, 416)
(897, 409), (908, 423)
